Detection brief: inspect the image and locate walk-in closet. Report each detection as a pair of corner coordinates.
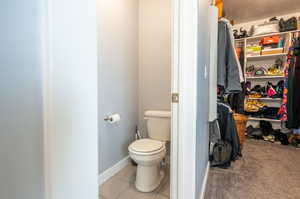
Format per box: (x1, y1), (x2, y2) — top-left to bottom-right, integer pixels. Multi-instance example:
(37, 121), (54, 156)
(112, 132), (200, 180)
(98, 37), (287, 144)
(206, 0), (300, 198)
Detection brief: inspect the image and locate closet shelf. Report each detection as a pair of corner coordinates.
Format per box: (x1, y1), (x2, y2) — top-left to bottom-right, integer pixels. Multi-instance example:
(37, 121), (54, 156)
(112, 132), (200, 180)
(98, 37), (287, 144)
(248, 117), (282, 122)
(235, 30), (300, 41)
(247, 97), (282, 101)
(246, 76), (285, 80)
(235, 38), (245, 42)
(246, 53), (287, 60)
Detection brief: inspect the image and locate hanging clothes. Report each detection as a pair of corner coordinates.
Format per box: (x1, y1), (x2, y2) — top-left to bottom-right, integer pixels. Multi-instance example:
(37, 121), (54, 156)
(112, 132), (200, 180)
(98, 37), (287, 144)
(279, 36), (300, 129)
(287, 37), (300, 129)
(217, 18), (244, 93)
(217, 102), (241, 162)
(278, 47), (291, 121)
(228, 82), (246, 114)
(228, 47), (246, 114)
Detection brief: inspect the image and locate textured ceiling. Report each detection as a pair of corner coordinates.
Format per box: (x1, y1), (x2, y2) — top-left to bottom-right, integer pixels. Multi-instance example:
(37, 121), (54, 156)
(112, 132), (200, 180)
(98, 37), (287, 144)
(224, 0), (300, 23)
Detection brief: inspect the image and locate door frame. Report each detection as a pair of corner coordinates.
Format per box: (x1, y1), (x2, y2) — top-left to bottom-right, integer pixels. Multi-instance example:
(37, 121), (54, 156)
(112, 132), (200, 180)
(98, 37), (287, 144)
(41, 0), (52, 198)
(41, 0), (99, 198)
(171, 0), (199, 198)
(170, 0), (179, 197)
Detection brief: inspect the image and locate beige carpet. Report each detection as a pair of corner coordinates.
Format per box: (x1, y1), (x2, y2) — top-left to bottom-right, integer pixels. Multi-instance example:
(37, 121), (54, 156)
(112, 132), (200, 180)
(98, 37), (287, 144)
(205, 139), (300, 199)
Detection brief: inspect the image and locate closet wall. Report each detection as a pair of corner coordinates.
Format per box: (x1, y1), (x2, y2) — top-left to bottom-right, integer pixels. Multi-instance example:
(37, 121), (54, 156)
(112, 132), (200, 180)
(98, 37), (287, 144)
(234, 12), (300, 30)
(138, 0), (172, 135)
(196, 0), (211, 197)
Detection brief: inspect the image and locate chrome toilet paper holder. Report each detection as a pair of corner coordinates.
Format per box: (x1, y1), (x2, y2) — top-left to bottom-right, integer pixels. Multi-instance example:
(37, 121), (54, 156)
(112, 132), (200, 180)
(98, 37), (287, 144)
(103, 114), (121, 123)
(104, 116), (113, 122)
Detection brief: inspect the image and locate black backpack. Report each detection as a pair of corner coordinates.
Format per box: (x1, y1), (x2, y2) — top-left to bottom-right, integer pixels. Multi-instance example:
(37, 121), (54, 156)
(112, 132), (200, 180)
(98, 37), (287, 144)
(210, 140), (233, 168)
(209, 119), (233, 168)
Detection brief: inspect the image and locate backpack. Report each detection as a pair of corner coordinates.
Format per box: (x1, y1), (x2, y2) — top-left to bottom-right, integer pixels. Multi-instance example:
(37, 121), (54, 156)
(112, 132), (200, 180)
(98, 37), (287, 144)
(209, 119), (233, 168)
(210, 140), (233, 167)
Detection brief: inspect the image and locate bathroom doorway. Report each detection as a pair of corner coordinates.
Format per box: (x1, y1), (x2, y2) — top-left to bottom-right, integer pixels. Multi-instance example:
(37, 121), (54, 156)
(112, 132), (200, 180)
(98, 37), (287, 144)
(97, 0), (173, 198)
(98, 0), (203, 197)
(41, 0), (202, 198)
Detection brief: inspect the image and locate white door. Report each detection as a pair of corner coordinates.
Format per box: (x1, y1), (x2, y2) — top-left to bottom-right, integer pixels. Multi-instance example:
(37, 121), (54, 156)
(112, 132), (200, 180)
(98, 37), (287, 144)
(42, 0), (99, 199)
(171, 0), (180, 198)
(172, 0), (200, 198)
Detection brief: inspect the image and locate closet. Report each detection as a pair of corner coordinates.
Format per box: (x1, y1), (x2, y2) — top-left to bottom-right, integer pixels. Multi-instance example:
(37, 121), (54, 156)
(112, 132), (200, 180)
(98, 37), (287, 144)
(236, 31), (291, 130)
(234, 28), (300, 136)
(206, 2), (300, 198)
(211, 1), (300, 168)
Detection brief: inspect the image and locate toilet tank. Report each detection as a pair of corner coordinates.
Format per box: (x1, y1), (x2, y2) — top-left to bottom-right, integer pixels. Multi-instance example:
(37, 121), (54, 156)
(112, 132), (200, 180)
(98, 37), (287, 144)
(144, 110), (171, 141)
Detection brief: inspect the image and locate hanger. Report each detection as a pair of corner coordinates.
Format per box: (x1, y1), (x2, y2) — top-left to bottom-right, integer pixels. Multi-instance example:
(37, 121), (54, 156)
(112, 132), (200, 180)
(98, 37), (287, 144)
(217, 101), (233, 113)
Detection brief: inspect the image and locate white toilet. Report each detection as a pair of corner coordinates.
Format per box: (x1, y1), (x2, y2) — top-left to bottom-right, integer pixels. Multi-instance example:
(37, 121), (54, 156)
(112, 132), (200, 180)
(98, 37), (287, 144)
(128, 110), (171, 192)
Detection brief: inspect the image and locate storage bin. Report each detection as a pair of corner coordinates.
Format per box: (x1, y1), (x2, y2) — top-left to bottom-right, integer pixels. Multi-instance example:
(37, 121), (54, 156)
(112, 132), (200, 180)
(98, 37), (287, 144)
(233, 113), (248, 150)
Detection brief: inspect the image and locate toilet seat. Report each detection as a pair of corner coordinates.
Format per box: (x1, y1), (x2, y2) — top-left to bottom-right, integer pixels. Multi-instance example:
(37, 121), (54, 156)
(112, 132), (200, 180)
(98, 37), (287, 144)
(129, 139), (165, 155)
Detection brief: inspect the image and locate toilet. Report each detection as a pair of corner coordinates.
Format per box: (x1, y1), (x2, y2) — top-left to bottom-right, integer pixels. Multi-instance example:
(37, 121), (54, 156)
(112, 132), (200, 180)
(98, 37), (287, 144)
(128, 110), (171, 192)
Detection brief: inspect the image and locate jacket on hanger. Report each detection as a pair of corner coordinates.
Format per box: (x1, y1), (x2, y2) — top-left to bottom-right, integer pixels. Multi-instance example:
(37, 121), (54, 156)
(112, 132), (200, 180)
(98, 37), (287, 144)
(217, 102), (241, 161)
(218, 18), (244, 93)
(287, 37), (300, 129)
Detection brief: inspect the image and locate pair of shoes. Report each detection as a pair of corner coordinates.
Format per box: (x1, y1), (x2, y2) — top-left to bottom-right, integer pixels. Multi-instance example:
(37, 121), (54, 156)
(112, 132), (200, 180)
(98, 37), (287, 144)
(245, 100), (267, 112)
(251, 85), (266, 95)
(263, 135), (275, 142)
(248, 93), (262, 98)
(288, 134), (300, 147)
(267, 59), (284, 76)
(246, 125), (263, 139)
(266, 81), (284, 98)
(246, 81), (284, 99)
(267, 68), (284, 76)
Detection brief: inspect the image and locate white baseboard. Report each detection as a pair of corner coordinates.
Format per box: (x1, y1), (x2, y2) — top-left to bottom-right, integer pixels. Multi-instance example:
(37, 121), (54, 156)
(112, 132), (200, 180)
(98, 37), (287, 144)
(199, 161), (210, 199)
(98, 156), (131, 185)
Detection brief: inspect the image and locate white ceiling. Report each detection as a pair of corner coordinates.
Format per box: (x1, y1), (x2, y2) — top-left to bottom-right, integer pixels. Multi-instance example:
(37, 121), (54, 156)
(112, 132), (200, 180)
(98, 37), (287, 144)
(224, 0), (300, 24)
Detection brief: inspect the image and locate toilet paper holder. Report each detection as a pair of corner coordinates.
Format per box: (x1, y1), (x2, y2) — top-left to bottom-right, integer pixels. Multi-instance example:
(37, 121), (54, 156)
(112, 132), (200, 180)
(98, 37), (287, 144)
(104, 116), (113, 122)
(104, 114), (121, 123)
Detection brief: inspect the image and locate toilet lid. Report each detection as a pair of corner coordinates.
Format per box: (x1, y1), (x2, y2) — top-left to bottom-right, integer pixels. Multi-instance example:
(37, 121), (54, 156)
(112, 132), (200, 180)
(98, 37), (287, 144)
(129, 139), (164, 153)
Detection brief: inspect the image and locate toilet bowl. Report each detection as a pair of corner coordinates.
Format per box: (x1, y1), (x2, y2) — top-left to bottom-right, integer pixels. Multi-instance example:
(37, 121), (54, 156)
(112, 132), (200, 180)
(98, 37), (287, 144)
(128, 110), (171, 192)
(129, 139), (166, 192)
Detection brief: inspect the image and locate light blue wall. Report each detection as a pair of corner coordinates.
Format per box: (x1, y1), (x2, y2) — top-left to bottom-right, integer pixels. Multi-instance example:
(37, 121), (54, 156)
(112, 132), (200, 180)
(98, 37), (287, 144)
(196, 0), (210, 197)
(97, 0), (139, 173)
(0, 1), (44, 199)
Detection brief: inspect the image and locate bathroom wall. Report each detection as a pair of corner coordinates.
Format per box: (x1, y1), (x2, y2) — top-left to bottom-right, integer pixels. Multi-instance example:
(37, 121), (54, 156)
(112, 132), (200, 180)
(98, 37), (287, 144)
(0, 1), (44, 199)
(97, 0), (171, 174)
(138, 0), (172, 135)
(97, 0), (139, 173)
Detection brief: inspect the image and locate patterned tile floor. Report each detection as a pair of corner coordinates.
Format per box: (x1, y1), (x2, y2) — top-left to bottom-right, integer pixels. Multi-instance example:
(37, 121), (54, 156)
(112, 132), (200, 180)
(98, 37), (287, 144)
(100, 164), (170, 199)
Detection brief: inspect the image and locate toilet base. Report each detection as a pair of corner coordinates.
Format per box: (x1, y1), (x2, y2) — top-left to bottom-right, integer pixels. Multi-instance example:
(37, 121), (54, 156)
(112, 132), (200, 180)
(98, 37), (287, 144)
(135, 164), (165, 192)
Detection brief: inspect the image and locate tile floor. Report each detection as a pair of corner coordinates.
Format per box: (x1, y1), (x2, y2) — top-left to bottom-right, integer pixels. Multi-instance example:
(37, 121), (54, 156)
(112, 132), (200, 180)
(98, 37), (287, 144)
(100, 164), (170, 199)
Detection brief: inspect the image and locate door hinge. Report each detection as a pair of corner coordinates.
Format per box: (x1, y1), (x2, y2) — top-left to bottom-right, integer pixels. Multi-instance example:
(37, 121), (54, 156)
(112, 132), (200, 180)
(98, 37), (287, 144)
(172, 93), (179, 103)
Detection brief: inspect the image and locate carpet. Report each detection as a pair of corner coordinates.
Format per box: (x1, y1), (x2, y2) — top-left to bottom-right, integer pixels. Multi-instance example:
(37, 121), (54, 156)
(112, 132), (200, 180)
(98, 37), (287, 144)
(204, 139), (300, 199)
